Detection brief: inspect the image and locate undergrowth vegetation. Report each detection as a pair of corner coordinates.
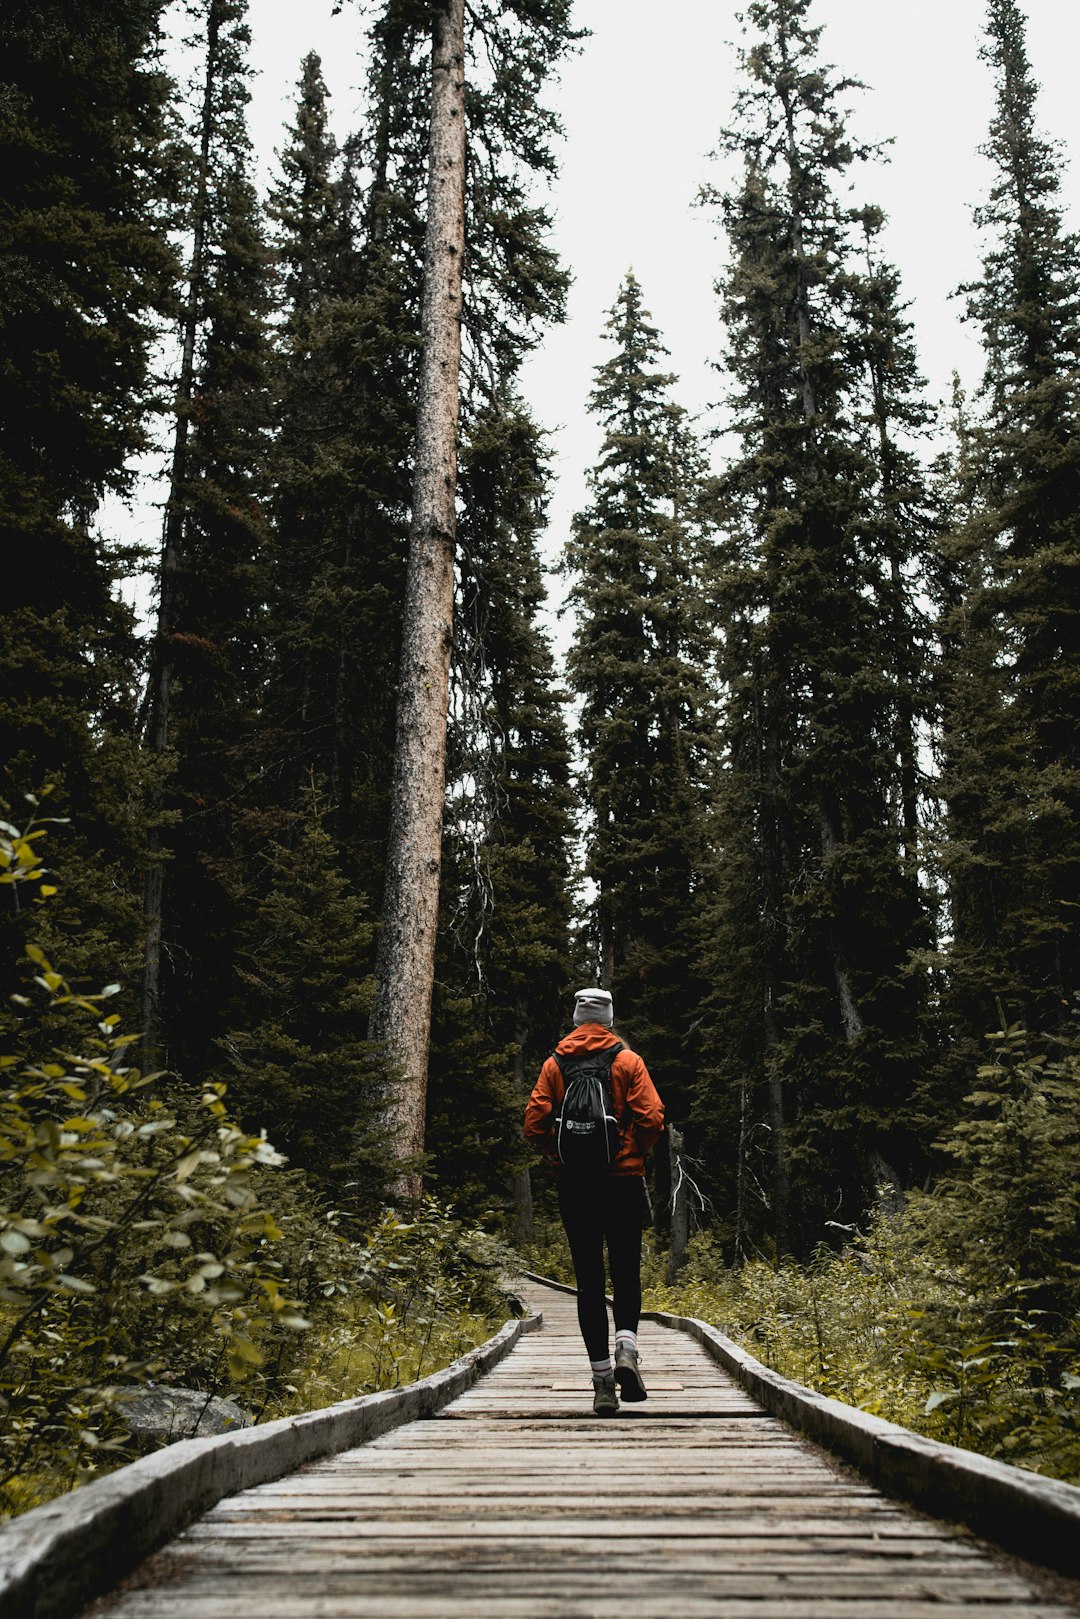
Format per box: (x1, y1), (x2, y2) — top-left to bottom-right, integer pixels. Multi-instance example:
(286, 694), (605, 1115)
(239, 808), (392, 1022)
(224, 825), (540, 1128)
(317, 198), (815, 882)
(0, 806), (506, 1520)
(645, 1214), (1080, 1484)
(645, 1012), (1080, 1483)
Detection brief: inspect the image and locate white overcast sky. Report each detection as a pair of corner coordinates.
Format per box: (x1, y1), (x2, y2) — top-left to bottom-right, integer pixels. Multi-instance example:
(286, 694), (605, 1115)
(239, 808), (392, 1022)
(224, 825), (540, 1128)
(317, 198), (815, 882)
(229, 2), (1079, 586)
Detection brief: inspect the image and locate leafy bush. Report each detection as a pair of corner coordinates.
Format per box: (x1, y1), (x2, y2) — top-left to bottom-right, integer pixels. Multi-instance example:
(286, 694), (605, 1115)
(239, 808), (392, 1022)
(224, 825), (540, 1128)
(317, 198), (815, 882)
(0, 806), (510, 1518)
(268, 1203), (508, 1415)
(0, 804), (318, 1513)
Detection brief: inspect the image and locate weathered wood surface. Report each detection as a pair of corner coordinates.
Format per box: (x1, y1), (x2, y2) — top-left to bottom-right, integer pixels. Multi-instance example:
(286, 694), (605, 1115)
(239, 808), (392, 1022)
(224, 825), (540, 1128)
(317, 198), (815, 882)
(87, 1279), (1076, 1616)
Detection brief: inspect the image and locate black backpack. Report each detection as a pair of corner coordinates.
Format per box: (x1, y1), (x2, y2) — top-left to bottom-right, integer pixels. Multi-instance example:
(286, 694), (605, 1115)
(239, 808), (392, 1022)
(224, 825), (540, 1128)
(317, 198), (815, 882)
(553, 1042), (625, 1170)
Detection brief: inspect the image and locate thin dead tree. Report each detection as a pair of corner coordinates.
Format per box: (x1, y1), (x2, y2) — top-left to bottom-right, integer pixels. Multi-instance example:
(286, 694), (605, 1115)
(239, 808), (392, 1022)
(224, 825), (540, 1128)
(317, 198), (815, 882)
(369, 0), (466, 1200)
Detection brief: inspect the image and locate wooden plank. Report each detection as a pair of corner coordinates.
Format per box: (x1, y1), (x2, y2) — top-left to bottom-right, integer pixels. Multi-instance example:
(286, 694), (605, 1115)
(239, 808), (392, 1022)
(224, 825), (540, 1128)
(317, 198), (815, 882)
(94, 1559), (1044, 1594)
(90, 1595), (1077, 1618)
(102, 1556), (1009, 1582)
(214, 1483), (888, 1502)
(176, 1519), (976, 1541)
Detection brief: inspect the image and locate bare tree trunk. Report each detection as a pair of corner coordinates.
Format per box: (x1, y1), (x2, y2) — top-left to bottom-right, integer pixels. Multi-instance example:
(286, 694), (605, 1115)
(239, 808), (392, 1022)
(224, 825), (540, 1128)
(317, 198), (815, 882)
(141, 2), (220, 1069)
(511, 1166), (534, 1242)
(666, 1123), (690, 1282)
(763, 986), (789, 1257)
(510, 1021), (534, 1240)
(761, 703), (791, 1258)
(332, 526), (356, 841)
(734, 1071), (751, 1267)
(370, 0), (466, 1200)
(818, 806), (866, 1044)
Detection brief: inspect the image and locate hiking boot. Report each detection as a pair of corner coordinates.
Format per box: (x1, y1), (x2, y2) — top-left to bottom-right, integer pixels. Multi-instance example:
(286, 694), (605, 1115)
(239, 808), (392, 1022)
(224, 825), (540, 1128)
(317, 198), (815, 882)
(592, 1371), (618, 1417)
(614, 1343), (647, 1402)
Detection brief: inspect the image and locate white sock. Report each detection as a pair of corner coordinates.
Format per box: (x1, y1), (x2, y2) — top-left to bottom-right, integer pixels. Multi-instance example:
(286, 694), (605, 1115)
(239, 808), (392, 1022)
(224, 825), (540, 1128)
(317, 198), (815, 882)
(590, 1356), (613, 1375)
(615, 1331), (637, 1352)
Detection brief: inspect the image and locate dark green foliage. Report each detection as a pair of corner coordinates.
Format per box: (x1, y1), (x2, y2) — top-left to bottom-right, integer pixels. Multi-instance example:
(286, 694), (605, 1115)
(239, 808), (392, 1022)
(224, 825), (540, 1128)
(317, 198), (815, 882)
(0, 0), (177, 574)
(0, 815), (512, 1521)
(699, 0), (935, 1253)
(162, 173), (275, 1077)
(936, 0), (1080, 1071)
(651, 996), (1080, 1481)
(927, 1008), (1080, 1327)
(426, 991), (522, 1217)
(455, 402), (575, 1052)
(648, 1172), (1080, 1482)
(143, 0), (276, 1081)
(566, 275), (715, 1122)
(0, 817), (313, 1516)
(219, 802), (391, 1217)
(458, 1), (576, 383)
(263, 50), (411, 885)
(0, 0), (178, 1003)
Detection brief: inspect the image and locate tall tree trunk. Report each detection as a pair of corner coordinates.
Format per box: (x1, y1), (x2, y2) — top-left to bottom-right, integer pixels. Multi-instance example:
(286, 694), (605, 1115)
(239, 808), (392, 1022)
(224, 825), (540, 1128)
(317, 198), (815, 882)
(818, 806), (866, 1044)
(733, 1070), (752, 1267)
(370, 0), (466, 1198)
(510, 1023), (534, 1241)
(761, 693), (791, 1257)
(141, 2), (220, 1068)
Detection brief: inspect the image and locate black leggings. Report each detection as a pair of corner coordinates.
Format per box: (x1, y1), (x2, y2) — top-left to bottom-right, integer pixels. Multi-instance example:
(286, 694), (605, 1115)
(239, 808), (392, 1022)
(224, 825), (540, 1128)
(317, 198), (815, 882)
(558, 1174), (647, 1361)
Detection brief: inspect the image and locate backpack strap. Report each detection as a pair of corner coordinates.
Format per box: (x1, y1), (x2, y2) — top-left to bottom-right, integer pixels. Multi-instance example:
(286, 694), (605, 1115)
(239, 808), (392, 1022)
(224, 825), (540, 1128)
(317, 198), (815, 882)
(552, 1043), (626, 1119)
(552, 1041), (624, 1082)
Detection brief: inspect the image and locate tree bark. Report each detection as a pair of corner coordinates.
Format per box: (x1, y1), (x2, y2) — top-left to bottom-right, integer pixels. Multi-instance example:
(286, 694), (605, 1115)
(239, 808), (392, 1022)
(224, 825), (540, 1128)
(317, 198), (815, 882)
(370, 0), (466, 1199)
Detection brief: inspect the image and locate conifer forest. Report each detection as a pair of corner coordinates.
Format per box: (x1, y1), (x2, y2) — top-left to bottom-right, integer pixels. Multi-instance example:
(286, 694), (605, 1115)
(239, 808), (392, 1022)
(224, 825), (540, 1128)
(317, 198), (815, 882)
(3, 0), (1080, 1510)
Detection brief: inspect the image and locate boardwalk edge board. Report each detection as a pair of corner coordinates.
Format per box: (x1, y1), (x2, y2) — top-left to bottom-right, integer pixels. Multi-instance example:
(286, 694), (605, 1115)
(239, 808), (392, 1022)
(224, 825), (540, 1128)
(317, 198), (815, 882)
(519, 1269), (1080, 1574)
(640, 1303), (1080, 1573)
(0, 1299), (540, 1619)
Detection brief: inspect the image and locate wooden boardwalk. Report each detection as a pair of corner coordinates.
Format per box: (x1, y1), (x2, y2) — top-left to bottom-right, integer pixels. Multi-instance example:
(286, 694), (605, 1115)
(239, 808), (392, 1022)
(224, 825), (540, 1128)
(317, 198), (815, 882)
(89, 1278), (1077, 1617)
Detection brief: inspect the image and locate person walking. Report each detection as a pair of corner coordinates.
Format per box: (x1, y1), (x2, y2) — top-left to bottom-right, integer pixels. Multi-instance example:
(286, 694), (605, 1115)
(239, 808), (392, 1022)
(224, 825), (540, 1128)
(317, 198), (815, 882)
(525, 987), (665, 1416)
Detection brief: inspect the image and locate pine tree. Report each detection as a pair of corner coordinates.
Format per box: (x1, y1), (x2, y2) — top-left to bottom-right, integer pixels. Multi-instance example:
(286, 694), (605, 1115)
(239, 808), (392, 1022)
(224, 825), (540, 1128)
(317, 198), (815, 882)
(220, 795), (390, 1216)
(0, 0), (177, 997)
(142, 0), (273, 1073)
(0, 0), (176, 605)
(264, 51), (410, 891)
(937, 0), (1080, 1068)
(566, 274), (715, 1125)
(701, 0), (936, 1252)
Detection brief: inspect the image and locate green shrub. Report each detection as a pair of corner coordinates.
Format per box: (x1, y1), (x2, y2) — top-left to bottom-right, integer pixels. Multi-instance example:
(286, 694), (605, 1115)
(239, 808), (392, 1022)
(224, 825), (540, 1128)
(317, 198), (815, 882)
(647, 1153), (1080, 1481)
(1, 806), (321, 1512)
(516, 1212), (575, 1287)
(268, 1203), (508, 1414)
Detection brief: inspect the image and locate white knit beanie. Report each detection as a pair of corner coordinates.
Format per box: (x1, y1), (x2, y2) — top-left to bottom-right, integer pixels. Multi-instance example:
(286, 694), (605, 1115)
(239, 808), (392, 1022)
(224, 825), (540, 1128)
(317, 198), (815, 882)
(573, 987), (613, 1028)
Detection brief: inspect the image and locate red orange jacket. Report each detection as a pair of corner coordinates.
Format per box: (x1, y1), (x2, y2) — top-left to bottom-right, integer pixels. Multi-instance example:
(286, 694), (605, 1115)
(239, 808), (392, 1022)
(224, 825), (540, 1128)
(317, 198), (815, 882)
(524, 1024), (665, 1177)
